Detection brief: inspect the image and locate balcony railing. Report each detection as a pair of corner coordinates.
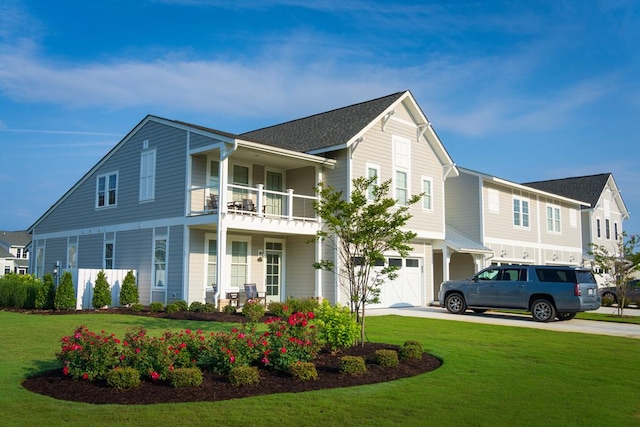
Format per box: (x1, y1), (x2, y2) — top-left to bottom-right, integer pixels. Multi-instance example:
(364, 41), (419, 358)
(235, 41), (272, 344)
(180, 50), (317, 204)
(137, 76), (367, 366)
(188, 184), (318, 221)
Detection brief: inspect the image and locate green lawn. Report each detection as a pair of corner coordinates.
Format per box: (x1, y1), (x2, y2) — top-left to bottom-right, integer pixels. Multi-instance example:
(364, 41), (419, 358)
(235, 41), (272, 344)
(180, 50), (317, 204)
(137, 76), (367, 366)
(1, 311), (638, 426)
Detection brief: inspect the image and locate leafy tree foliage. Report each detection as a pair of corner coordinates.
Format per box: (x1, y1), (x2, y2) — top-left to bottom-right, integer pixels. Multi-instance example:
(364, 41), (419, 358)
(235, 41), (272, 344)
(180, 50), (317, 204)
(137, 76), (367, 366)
(313, 176), (420, 344)
(92, 270), (112, 309)
(589, 232), (640, 316)
(54, 271), (76, 310)
(119, 270), (139, 306)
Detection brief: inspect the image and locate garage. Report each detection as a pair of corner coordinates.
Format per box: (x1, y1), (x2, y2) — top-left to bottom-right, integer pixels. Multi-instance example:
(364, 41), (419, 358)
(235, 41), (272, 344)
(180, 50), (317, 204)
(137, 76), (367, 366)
(373, 257), (423, 308)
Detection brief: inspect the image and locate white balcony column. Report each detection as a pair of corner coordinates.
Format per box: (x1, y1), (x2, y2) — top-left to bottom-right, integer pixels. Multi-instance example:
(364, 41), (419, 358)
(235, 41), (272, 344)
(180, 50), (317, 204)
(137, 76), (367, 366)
(219, 157), (229, 214)
(287, 189), (294, 220)
(315, 236), (323, 300)
(256, 184), (264, 217)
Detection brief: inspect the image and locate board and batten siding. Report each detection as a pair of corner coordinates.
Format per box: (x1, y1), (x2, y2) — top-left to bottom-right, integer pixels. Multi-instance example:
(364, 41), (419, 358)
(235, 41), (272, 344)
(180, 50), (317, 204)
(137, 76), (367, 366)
(34, 121), (189, 234)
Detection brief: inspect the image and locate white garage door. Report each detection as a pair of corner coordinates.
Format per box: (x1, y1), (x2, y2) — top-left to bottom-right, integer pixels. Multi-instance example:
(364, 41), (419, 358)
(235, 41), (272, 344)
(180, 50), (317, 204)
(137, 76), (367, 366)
(374, 257), (423, 308)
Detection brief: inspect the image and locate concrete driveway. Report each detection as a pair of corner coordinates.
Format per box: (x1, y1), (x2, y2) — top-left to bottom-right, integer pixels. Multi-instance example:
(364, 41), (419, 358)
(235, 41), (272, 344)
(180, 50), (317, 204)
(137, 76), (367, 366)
(368, 305), (640, 339)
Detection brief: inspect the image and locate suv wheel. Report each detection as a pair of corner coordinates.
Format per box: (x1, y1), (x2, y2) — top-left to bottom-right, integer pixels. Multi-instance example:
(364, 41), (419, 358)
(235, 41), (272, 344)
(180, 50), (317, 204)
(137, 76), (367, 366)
(531, 299), (556, 322)
(556, 312), (577, 321)
(444, 293), (467, 314)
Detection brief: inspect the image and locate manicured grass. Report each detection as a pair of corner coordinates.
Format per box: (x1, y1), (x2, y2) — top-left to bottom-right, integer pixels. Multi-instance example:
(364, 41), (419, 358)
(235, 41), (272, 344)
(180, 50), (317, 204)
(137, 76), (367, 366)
(1, 311), (639, 426)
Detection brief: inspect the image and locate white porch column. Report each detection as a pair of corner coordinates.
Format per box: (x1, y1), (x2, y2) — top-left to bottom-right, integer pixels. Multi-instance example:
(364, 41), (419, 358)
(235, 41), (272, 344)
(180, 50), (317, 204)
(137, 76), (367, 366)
(315, 236), (323, 300)
(442, 246), (451, 282)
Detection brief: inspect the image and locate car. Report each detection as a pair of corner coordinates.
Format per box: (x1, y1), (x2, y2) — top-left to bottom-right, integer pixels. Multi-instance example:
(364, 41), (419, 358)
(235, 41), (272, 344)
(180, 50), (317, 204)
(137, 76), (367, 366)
(438, 265), (601, 322)
(598, 279), (640, 304)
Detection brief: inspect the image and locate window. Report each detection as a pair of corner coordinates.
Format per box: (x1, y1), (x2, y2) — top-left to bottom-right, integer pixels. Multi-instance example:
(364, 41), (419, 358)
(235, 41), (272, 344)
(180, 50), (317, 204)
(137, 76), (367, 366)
(513, 197), (529, 228)
(230, 241), (248, 287)
(488, 189), (499, 212)
(35, 245), (44, 278)
(207, 239), (217, 292)
(366, 163), (380, 201)
(395, 171), (408, 205)
(421, 177), (432, 210)
(614, 222), (619, 241)
(16, 248), (27, 259)
(569, 208), (577, 228)
(605, 219), (610, 239)
(139, 149), (156, 201)
(97, 172), (118, 207)
(546, 205), (561, 232)
(232, 165), (249, 200)
(104, 241), (114, 269)
(596, 218), (601, 238)
(153, 238), (167, 288)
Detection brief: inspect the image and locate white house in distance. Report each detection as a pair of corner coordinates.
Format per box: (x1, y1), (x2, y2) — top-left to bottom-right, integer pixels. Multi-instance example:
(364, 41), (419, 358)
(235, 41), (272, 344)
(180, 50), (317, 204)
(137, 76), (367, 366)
(0, 230), (30, 277)
(27, 91), (630, 307)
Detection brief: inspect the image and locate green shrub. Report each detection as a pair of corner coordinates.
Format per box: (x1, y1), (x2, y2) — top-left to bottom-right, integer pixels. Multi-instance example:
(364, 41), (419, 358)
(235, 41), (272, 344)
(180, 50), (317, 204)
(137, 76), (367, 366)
(35, 273), (55, 309)
(166, 303), (180, 313)
(229, 366), (260, 387)
(223, 304), (237, 314)
(289, 361), (318, 381)
(242, 299), (265, 323)
(314, 300), (360, 351)
(131, 303), (144, 312)
(106, 367), (141, 389)
(375, 349), (399, 368)
(54, 272), (76, 310)
(601, 294), (614, 307)
(262, 312), (321, 372)
(267, 301), (288, 317)
(174, 300), (189, 311)
(203, 302), (216, 312)
(119, 270), (139, 306)
(189, 301), (205, 312)
(57, 325), (121, 380)
(149, 302), (164, 313)
(169, 367), (203, 388)
(339, 355), (366, 376)
(287, 297), (320, 314)
(399, 342), (423, 360)
(0, 273), (40, 309)
(92, 270), (112, 309)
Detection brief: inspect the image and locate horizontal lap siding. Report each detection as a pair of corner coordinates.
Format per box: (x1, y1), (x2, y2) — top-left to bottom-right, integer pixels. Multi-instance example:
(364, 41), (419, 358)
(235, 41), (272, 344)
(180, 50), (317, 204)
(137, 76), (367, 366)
(188, 229), (206, 303)
(167, 226), (184, 303)
(35, 121), (188, 234)
(78, 234), (103, 268)
(285, 235), (316, 299)
(115, 229), (153, 305)
(445, 172), (482, 239)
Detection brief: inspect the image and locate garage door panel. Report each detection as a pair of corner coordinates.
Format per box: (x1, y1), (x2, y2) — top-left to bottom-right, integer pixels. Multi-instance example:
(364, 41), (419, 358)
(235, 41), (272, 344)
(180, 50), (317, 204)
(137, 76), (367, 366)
(373, 257), (422, 308)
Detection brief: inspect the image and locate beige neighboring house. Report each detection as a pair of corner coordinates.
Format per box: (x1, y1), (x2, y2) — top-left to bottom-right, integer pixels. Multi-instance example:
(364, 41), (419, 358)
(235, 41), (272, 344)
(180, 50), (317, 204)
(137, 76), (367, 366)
(0, 231), (31, 277)
(438, 167), (589, 299)
(523, 173), (630, 285)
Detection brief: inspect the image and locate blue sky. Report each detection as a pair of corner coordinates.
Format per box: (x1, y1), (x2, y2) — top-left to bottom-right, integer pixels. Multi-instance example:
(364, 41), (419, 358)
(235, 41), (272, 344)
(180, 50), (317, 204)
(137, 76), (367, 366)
(1, 0), (638, 236)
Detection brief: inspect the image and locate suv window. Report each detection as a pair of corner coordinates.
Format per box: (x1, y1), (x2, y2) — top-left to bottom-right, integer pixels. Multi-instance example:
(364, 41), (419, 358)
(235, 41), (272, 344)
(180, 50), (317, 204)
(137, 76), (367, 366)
(476, 268), (500, 280)
(502, 268), (527, 281)
(536, 268), (577, 283)
(576, 271), (597, 284)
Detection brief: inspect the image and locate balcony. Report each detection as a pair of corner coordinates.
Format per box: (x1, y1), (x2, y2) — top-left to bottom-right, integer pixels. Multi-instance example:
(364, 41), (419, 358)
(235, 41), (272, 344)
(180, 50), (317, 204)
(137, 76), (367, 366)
(188, 183), (319, 221)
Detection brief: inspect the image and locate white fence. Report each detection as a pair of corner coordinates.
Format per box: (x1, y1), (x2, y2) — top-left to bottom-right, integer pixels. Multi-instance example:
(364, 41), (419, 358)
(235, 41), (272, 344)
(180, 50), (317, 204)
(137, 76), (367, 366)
(76, 269), (136, 310)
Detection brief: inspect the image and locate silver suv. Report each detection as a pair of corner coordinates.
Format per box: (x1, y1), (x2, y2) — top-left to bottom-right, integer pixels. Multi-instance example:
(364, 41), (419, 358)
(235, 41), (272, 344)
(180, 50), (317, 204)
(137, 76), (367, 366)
(438, 265), (600, 322)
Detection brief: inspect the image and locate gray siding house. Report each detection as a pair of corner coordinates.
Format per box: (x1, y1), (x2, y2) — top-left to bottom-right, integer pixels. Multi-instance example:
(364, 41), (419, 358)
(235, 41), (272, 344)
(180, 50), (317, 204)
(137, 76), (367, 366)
(28, 91), (459, 308)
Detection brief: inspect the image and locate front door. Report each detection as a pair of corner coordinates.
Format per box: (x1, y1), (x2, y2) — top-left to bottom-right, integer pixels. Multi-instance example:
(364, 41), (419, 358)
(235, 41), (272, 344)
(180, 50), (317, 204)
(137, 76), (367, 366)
(265, 241), (283, 303)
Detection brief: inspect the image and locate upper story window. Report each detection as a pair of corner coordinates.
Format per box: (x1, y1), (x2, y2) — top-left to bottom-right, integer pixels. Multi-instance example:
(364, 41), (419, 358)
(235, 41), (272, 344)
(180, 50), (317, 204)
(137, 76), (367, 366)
(596, 218), (601, 238)
(139, 149), (156, 202)
(97, 172), (118, 208)
(421, 176), (433, 210)
(513, 197), (529, 228)
(16, 248), (27, 259)
(488, 189), (500, 213)
(569, 208), (577, 228)
(393, 135), (410, 205)
(395, 171), (408, 205)
(366, 163), (380, 201)
(614, 222), (619, 241)
(605, 218), (611, 239)
(546, 205), (561, 233)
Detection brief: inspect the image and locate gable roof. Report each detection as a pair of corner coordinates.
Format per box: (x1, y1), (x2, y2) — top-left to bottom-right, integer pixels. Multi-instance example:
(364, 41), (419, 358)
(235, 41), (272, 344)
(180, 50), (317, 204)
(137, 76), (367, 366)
(240, 91), (407, 153)
(523, 173), (614, 209)
(0, 231), (30, 247)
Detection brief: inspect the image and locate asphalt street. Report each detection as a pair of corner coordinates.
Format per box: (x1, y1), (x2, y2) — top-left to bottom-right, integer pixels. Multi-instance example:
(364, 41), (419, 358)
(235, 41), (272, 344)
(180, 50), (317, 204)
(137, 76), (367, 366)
(368, 305), (640, 339)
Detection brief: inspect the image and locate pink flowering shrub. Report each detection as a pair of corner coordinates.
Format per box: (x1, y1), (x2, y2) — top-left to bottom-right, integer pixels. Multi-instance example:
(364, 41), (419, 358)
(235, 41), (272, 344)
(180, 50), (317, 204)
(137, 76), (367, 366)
(56, 326), (122, 381)
(198, 326), (266, 374)
(261, 311), (321, 372)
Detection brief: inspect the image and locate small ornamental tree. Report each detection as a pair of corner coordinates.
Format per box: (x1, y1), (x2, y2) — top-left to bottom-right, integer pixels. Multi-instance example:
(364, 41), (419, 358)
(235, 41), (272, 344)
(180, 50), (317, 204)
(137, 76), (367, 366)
(312, 176), (420, 344)
(35, 273), (56, 309)
(589, 232), (640, 316)
(92, 270), (112, 309)
(119, 270), (139, 307)
(54, 271), (76, 310)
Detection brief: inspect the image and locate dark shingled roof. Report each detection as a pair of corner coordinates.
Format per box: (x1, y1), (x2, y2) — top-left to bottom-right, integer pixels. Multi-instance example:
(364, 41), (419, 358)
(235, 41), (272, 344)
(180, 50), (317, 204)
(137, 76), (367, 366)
(0, 230), (31, 247)
(523, 173), (611, 208)
(240, 91), (407, 153)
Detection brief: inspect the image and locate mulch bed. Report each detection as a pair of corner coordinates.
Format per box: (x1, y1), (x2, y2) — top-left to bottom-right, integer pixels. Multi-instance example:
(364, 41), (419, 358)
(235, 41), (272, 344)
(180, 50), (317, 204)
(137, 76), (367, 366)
(14, 308), (442, 405)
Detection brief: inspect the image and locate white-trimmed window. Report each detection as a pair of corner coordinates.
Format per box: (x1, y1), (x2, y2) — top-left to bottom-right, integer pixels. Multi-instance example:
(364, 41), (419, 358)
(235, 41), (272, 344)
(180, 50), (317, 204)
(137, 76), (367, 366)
(488, 189), (499, 212)
(230, 240), (248, 287)
(546, 205), (561, 232)
(207, 239), (217, 291)
(366, 163), (380, 201)
(614, 222), (619, 241)
(513, 197), (529, 228)
(421, 176), (433, 210)
(605, 218), (611, 239)
(153, 237), (167, 288)
(395, 170), (408, 205)
(104, 241), (114, 269)
(97, 172), (118, 208)
(139, 149), (156, 201)
(596, 218), (601, 238)
(35, 244), (45, 278)
(569, 208), (577, 228)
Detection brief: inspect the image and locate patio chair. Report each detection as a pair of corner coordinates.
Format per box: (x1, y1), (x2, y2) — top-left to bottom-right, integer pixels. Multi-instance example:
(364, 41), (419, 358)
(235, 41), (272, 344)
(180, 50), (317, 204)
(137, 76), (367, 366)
(244, 283), (266, 306)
